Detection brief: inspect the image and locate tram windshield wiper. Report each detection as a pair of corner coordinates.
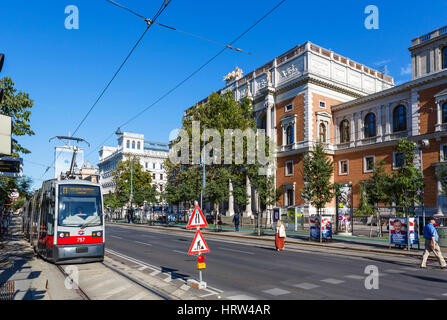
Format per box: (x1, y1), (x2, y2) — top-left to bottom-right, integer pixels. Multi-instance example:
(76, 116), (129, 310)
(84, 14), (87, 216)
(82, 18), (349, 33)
(80, 222), (100, 229)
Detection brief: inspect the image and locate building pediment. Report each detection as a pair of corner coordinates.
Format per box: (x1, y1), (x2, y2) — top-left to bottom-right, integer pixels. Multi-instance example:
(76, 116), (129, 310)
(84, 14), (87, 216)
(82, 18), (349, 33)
(315, 110), (332, 118)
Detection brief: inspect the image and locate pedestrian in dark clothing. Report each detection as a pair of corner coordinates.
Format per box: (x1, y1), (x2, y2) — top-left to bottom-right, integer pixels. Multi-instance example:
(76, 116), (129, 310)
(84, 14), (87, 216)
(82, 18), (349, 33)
(233, 212), (240, 231)
(421, 218), (446, 269)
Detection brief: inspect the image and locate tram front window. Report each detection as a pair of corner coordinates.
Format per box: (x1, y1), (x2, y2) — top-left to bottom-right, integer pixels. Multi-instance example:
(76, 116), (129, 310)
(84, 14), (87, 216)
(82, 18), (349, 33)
(58, 185), (102, 228)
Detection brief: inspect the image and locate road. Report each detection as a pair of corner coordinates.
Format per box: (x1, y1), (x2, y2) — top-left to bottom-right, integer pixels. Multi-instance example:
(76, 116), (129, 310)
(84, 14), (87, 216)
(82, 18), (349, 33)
(105, 224), (447, 300)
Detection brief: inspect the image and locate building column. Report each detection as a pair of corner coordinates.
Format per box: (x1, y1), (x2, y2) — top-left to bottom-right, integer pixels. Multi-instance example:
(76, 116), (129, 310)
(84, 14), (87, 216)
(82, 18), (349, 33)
(227, 178), (235, 216)
(436, 101), (442, 131)
(376, 106), (383, 141)
(350, 113), (356, 147)
(385, 104), (392, 140)
(244, 175), (253, 217)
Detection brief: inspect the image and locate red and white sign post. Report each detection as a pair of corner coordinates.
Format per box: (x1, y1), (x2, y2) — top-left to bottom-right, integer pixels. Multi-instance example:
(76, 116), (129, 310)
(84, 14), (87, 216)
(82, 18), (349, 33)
(187, 205), (209, 289)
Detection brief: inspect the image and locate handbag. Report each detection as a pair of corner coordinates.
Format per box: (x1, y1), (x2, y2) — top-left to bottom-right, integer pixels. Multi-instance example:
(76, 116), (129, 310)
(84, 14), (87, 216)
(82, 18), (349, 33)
(279, 226), (286, 238)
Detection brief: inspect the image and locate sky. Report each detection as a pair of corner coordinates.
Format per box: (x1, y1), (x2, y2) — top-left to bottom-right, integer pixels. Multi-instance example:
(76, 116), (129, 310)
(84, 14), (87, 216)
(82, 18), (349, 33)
(1, 0), (446, 189)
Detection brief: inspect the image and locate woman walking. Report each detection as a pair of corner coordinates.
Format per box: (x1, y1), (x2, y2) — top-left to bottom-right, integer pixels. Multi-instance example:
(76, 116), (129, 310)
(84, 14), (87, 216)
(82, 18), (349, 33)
(275, 220), (286, 251)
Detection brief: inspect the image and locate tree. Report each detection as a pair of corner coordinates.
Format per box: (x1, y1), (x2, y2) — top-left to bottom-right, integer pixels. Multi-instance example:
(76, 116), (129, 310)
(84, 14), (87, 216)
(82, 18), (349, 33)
(436, 165), (447, 196)
(301, 141), (335, 216)
(1, 77), (35, 156)
(388, 138), (424, 215)
(112, 155), (157, 209)
(360, 160), (391, 213)
(0, 176), (32, 209)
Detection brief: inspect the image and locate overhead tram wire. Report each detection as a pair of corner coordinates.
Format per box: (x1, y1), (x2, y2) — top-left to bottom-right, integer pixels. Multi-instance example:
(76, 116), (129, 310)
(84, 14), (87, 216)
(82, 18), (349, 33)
(106, 0), (268, 60)
(37, 0), (172, 181)
(85, 0), (287, 160)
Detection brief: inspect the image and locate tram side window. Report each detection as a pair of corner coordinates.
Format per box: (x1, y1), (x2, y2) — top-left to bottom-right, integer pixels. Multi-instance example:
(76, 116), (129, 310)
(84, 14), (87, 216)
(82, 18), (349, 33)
(41, 189), (55, 237)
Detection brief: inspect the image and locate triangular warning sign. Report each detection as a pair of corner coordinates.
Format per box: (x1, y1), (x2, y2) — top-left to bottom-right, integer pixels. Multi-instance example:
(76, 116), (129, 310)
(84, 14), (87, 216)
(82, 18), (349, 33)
(186, 205), (208, 229)
(188, 230), (210, 255)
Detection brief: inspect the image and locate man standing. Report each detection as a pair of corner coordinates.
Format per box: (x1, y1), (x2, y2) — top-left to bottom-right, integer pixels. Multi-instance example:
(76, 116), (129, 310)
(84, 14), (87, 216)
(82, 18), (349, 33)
(233, 212), (240, 232)
(421, 218), (446, 269)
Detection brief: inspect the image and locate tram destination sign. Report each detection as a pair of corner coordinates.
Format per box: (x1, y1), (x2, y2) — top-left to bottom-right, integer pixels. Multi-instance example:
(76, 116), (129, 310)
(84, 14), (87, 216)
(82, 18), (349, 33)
(61, 185), (100, 196)
(0, 157), (23, 178)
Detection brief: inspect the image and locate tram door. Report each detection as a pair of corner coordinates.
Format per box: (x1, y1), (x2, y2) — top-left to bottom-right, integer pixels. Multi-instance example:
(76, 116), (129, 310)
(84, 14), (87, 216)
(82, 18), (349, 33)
(31, 191), (41, 250)
(38, 186), (55, 259)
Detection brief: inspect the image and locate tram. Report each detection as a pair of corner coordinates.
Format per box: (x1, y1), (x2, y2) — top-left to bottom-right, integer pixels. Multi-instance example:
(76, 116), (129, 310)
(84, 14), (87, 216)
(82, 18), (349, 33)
(26, 179), (105, 264)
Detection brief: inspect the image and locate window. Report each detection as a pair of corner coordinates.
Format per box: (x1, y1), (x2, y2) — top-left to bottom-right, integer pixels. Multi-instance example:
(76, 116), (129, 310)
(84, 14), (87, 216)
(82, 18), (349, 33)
(160, 164), (163, 170)
(393, 105), (407, 132)
(443, 47), (447, 70)
(340, 119), (350, 143)
(286, 125), (294, 145)
(126, 140), (130, 148)
(393, 152), (405, 169)
(285, 161), (293, 176)
(137, 142), (141, 150)
(153, 163), (156, 169)
(441, 144), (447, 162)
(132, 141), (135, 149)
(319, 101), (326, 109)
(160, 174), (163, 180)
(153, 174), (156, 180)
(285, 104), (293, 112)
(339, 160), (349, 175)
(364, 156), (375, 173)
(443, 103), (447, 124)
(160, 185), (163, 192)
(364, 113), (376, 138)
(286, 188), (294, 206)
(319, 123), (327, 142)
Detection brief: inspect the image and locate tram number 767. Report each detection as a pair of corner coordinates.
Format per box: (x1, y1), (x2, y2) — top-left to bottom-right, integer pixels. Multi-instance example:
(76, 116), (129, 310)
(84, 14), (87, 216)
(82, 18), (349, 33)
(77, 237), (86, 243)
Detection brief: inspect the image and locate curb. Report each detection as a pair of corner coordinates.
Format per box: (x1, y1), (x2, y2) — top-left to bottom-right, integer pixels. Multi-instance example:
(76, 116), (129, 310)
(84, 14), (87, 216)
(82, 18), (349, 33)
(106, 221), (440, 259)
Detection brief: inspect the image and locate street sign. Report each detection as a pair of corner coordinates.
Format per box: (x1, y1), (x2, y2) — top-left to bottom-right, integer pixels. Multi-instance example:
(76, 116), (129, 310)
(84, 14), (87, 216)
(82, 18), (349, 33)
(188, 229), (210, 255)
(0, 115), (12, 156)
(8, 191), (19, 200)
(0, 157), (22, 178)
(186, 205), (208, 229)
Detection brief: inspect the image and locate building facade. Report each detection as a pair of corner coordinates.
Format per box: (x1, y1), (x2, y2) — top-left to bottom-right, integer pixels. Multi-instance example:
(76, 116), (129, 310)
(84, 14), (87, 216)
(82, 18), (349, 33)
(187, 25), (447, 218)
(98, 131), (170, 203)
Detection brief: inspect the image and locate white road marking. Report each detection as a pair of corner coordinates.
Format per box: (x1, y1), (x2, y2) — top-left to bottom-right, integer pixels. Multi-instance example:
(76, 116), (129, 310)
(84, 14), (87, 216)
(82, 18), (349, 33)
(110, 236), (123, 239)
(173, 250), (188, 255)
(164, 276), (173, 283)
(321, 278), (345, 285)
(200, 292), (217, 298)
(134, 241), (152, 246)
(180, 284), (190, 291)
(384, 269), (405, 274)
(293, 283), (320, 290)
(263, 288), (290, 296)
(138, 266), (148, 271)
(150, 270), (161, 276)
(227, 294), (256, 300)
(218, 247), (255, 255)
(442, 293), (447, 296)
(344, 275), (365, 280)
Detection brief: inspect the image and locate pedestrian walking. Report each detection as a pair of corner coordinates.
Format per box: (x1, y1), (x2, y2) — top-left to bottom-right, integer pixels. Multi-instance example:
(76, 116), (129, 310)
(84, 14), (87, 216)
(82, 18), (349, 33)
(2, 214), (8, 235)
(233, 212), (240, 232)
(421, 218), (446, 269)
(275, 220), (286, 251)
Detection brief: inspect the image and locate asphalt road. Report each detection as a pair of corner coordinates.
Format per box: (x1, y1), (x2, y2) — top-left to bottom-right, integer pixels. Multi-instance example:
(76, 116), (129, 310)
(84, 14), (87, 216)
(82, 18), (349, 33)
(105, 224), (447, 300)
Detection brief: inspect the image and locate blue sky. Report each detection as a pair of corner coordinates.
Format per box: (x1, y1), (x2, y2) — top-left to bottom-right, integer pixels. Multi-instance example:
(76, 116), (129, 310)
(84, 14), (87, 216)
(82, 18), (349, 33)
(1, 0), (446, 189)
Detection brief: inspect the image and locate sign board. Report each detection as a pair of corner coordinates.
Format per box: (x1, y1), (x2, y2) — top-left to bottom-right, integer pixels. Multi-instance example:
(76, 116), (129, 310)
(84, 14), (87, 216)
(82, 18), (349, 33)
(310, 216), (333, 240)
(336, 184), (353, 234)
(8, 191), (19, 200)
(188, 229), (210, 255)
(389, 217), (419, 246)
(0, 114), (12, 156)
(186, 205), (208, 229)
(0, 157), (23, 178)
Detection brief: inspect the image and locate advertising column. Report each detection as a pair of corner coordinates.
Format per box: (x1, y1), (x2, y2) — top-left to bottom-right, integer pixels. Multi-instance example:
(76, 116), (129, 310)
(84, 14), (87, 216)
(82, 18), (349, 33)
(336, 184), (353, 235)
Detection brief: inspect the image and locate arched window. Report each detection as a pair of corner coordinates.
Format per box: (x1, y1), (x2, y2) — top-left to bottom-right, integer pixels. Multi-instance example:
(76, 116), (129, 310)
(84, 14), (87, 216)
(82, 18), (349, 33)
(393, 105), (407, 132)
(132, 141), (135, 149)
(319, 123), (327, 142)
(364, 113), (376, 138)
(126, 140), (130, 148)
(340, 119), (350, 143)
(443, 47), (447, 70)
(137, 142), (141, 150)
(286, 125), (294, 145)
(443, 102), (447, 124)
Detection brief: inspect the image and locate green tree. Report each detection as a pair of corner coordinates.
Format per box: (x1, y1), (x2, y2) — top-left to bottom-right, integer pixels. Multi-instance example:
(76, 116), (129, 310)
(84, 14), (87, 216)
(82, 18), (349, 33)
(1, 77), (35, 156)
(359, 160), (391, 214)
(301, 141), (335, 215)
(436, 165), (447, 196)
(112, 155), (157, 208)
(0, 176), (32, 209)
(388, 138), (424, 215)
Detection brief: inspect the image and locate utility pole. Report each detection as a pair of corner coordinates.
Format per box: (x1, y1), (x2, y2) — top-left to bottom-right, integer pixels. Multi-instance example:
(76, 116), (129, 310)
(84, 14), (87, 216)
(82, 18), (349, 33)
(129, 157), (134, 224)
(201, 130), (206, 210)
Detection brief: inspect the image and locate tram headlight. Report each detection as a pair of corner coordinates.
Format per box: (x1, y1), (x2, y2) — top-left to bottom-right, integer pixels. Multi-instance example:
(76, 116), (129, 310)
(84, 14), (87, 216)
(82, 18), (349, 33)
(92, 231), (102, 237)
(58, 232), (70, 238)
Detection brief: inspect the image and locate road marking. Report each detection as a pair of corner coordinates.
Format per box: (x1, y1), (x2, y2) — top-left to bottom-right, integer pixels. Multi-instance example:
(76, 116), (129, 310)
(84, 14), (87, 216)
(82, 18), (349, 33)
(134, 241), (152, 246)
(217, 247), (255, 255)
(150, 270), (161, 276)
(227, 294), (256, 300)
(138, 266), (148, 271)
(173, 250), (188, 255)
(110, 235), (123, 239)
(263, 288), (290, 296)
(164, 276), (173, 283)
(105, 248), (159, 273)
(345, 274), (365, 280)
(180, 284), (190, 291)
(384, 269), (405, 274)
(200, 292), (217, 298)
(293, 283), (320, 290)
(321, 278), (345, 285)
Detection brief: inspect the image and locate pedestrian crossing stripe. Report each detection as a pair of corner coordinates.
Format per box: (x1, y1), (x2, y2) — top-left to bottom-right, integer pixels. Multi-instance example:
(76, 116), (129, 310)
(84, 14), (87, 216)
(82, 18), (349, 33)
(188, 230), (210, 255)
(186, 205), (208, 229)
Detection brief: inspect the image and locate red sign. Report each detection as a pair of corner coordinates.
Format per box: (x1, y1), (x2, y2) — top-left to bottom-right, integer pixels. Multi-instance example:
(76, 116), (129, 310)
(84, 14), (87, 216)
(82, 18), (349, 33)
(188, 229), (210, 255)
(8, 191), (19, 200)
(186, 205), (208, 229)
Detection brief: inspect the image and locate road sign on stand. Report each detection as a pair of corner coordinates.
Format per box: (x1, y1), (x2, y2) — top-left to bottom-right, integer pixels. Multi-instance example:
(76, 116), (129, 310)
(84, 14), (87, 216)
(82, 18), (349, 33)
(186, 205), (208, 229)
(188, 229), (210, 255)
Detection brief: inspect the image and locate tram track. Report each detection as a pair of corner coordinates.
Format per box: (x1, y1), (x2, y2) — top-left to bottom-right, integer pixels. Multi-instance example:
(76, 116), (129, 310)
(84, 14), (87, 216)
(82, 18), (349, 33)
(56, 265), (90, 300)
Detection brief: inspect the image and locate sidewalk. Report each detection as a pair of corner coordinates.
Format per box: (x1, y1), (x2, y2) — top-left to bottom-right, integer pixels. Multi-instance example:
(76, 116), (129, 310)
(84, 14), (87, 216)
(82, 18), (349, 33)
(109, 221), (447, 259)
